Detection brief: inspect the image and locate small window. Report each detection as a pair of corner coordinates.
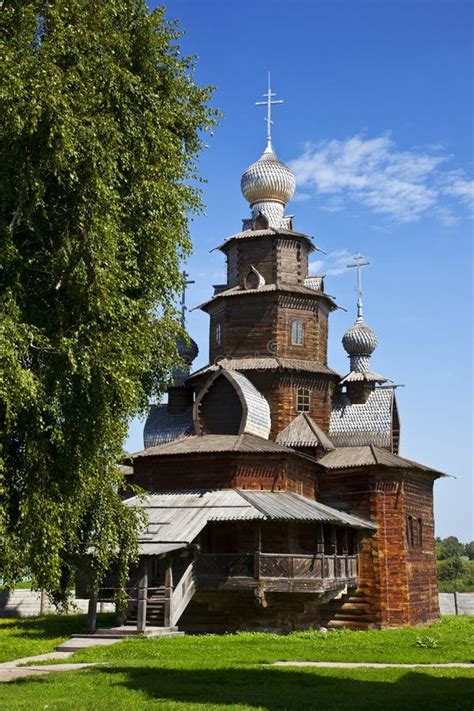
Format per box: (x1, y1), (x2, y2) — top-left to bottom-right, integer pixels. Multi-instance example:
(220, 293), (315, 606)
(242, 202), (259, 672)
(418, 518), (423, 549)
(296, 387), (310, 412)
(215, 323), (221, 347)
(291, 320), (304, 345)
(406, 515), (414, 548)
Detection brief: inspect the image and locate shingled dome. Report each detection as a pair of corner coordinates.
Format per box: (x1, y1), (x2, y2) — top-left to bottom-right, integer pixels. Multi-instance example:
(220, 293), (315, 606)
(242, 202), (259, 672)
(342, 318), (378, 357)
(240, 140), (296, 228)
(177, 335), (199, 365)
(193, 368), (271, 439)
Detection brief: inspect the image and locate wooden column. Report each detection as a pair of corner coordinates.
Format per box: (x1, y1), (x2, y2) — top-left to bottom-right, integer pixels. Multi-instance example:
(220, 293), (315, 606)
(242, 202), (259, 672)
(163, 558), (173, 628)
(87, 582), (98, 633)
(331, 526), (337, 579)
(254, 523), (262, 579)
(136, 559), (148, 633)
(317, 524), (325, 579)
(342, 529), (349, 577)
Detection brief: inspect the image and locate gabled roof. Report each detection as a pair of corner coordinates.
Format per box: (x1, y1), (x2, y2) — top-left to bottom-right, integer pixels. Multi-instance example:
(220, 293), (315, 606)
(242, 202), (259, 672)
(133, 433), (315, 461)
(187, 356), (339, 381)
(276, 413), (335, 450)
(317, 445), (447, 478)
(124, 488), (376, 554)
(143, 404), (194, 448)
(329, 387), (396, 449)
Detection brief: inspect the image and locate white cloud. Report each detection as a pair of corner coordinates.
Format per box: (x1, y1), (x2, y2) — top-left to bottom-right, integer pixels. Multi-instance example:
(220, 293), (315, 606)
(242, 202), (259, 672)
(309, 248), (352, 277)
(289, 134), (473, 223)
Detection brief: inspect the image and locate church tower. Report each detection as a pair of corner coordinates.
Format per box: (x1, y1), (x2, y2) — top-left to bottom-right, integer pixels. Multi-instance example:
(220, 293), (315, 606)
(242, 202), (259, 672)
(189, 84), (339, 446)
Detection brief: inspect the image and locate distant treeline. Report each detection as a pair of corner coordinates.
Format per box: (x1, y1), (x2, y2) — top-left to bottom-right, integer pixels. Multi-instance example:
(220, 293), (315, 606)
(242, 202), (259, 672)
(436, 536), (474, 593)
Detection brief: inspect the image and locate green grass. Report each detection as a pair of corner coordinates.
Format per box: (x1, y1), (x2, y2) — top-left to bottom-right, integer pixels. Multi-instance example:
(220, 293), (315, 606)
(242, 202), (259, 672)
(0, 614), (114, 663)
(0, 616), (472, 710)
(0, 581), (32, 590)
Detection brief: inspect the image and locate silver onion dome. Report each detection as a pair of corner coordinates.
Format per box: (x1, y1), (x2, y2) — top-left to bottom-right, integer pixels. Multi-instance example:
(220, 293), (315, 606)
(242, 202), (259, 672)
(342, 318), (378, 356)
(177, 335), (199, 366)
(240, 140), (296, 227)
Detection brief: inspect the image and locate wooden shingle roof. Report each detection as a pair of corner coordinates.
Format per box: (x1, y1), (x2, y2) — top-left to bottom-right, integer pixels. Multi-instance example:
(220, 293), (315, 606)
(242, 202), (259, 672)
(133, 433), (316, 461)
(276, 413), (335, 450)
(317, 445), (447, 478)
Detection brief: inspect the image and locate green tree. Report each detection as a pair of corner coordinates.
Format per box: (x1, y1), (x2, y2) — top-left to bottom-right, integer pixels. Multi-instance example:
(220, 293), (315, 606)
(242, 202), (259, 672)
(0, 1), (216, 604)
(435, 536), (465, 560)
(464, 541), (474, 561)
(437, 557), (467, 582)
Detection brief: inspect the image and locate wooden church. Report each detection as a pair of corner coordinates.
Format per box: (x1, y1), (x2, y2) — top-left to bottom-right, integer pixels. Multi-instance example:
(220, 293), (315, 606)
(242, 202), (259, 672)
(91, 86), (445, 634)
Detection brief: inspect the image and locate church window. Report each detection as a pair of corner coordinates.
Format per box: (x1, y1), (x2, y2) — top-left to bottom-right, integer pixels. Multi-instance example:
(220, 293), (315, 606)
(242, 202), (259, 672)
(215, 323), (221, 347)
(418, 518), (423, 549)
(291, 320), (304, 345)
(296, 388), (310, 412)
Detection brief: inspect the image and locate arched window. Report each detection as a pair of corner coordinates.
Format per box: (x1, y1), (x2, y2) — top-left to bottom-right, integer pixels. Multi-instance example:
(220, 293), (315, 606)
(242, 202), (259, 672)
(215, 323), (221, 347)
(296, 387), (310, 413)
(291, 320), (304, 345)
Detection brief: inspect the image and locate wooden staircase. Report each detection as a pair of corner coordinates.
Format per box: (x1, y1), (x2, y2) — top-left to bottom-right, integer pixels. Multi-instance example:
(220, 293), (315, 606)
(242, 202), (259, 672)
(124, 559), (197, 631)
(318, 591), (377, 629)
(125, 586), (167, 627)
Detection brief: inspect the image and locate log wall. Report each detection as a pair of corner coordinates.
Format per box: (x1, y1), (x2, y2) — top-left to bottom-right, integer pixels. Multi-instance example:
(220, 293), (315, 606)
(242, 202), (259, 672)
(133, 452), (317, 497)
(178, 590), (327, 634)
(317, 468), (440, 628)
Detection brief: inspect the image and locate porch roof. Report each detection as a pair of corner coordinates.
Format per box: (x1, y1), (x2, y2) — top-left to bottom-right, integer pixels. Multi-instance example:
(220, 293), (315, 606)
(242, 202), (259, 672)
(124, 489), (376, 555)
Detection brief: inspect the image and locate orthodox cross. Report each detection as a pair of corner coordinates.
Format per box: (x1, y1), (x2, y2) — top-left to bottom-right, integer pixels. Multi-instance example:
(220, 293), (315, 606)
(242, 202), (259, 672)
(347, 252), (371, 319)
(181, 270), (195, 325)
(255, 72), (284, 143)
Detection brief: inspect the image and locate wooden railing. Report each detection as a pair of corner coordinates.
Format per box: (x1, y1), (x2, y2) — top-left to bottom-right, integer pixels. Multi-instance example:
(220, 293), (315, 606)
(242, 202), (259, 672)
(169, 559), (197, 628)
(196, 553), (357, 581)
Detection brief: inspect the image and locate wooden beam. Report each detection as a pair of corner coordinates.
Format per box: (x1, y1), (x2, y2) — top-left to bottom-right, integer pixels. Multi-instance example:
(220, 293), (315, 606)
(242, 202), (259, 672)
(316, 523), (325, 555)
(136, 559), (148, 633)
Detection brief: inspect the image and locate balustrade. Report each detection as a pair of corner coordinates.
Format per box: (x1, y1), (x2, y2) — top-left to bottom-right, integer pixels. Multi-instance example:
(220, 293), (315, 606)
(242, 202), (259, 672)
(196, 552), (357, 582)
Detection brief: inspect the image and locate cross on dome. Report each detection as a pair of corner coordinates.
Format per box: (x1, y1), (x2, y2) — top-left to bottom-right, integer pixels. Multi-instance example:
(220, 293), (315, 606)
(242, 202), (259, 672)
(347, 253), (371, 320)
(180, 269), (195, 326)
(240, 75), (295, 228)
(342, 252), (378, 374)
(255, 71), (284, 149)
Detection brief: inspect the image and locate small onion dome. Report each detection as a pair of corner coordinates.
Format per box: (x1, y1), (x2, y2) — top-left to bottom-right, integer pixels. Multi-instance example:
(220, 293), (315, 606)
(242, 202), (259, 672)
(342, 318), (378, 357)
(240, 140), (296, 207)
(177, 335), (199, 365)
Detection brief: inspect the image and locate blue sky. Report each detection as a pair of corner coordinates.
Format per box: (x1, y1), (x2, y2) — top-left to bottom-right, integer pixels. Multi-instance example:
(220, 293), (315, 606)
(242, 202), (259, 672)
(127, 0), (473, 541)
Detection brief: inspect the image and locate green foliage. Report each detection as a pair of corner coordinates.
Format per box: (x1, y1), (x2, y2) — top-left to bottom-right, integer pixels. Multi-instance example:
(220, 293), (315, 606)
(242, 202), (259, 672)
(0, 1), (216, 603)
(465, 541), (474, 561)
(438, 560), (474, 593)
(435, 536), (466, 560)
(415, 635), (438, 649)
(438, 557), (468, 582)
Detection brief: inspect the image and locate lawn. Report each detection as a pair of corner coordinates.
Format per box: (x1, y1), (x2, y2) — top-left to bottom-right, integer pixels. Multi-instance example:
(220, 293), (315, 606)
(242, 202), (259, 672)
(0, 615), (472, 710)
(0, 614), (114, 664)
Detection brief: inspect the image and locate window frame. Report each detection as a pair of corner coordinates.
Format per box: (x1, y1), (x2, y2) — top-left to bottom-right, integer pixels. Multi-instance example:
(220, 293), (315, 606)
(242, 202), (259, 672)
(291, 320), (304, 346)
(296, 387), (310, 413)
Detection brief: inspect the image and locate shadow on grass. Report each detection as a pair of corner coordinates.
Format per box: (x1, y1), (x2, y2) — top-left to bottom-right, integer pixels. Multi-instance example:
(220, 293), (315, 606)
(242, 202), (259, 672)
(0, 613), (114, 640)
(89, 665), (473, 711)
